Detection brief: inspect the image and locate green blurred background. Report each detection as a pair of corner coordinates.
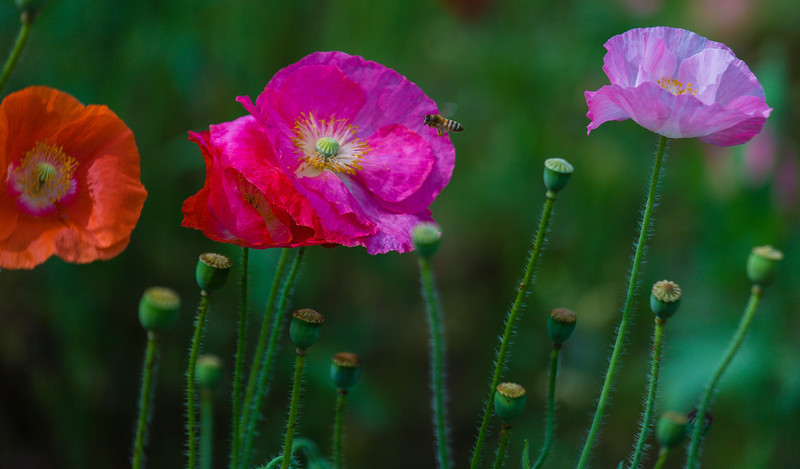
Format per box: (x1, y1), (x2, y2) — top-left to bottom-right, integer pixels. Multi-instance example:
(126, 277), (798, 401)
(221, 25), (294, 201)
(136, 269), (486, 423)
(1, 0), (798, 468)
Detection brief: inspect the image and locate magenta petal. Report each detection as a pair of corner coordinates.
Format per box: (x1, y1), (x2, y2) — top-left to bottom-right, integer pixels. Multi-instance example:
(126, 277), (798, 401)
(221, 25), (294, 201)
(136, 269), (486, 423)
(356, 124), (434, 206)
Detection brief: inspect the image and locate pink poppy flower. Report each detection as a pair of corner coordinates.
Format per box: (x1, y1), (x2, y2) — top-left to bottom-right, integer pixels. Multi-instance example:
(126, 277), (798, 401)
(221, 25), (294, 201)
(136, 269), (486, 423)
(236, 51), (455, 254)
(181, 115), (338, 249)
(585, 27), (771, 146)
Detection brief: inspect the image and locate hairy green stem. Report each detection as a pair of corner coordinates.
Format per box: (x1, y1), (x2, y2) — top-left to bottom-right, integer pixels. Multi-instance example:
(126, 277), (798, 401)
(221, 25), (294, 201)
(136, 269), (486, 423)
(187, 293), (211, 469)
(240, 247), (306, 468)
(200, 388), (214, 469)
(0, 11), (32, 96)
(492, 424), (513, 469)
(132, 332), (160, 469)
(236, 248), (290, 466)
(332, 391), (347, 469)
(629, 318), (666, 468)
(281, 351), (307, 469)
(470, 192), (558, 469)
(685, 285), (763, 468)
(230, 247), (249, 469)
(532, 345), (561, 469)
(418, 255), (451, 469)
(576, 135), (667, 468)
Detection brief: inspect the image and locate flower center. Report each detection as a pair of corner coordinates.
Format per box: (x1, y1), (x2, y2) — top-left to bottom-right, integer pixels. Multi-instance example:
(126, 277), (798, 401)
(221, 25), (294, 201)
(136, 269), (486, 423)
(10, 141), (78, 216)
(657, 77), (697, 95)
(291, 113), (368, 177)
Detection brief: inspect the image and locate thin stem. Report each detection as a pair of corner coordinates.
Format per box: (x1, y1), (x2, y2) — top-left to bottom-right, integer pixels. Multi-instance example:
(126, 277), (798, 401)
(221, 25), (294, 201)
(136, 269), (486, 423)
(418, 255), (450, 469)
(230, 247), (249, 469)
(685, 285), (764, 468)
(653, 447), (669, 469)
(629, 318), (666, 468)
(332, 391), (347, 469)
(492, 424), (513, 469)
(200, 388), (214, 469)
(132, 332), (160, 469)
(470, 193), (558, 469)
(0, 12), (33, 97)
(241, 247), (306, 469)
(576, 135), (667, 469)
(281, 351), (307, 469)
(237, 248), (290, 466)
(187, 293), (211, 469)
(532, 346), (561, 469)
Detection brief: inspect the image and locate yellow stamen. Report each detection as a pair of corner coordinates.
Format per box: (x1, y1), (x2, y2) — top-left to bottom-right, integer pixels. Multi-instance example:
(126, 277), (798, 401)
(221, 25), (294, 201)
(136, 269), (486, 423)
(291, 113), (368, 176)
(657, 77), (697, 95)
(12, 141), (77, 214)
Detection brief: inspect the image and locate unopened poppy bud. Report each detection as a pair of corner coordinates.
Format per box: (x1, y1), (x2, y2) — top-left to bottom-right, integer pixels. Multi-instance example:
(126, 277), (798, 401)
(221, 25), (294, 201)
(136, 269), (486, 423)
(656, 411), (687, 449)
(412, 222), (441, 259)
(196, 253), (232, 293)
(543, 158), (574, 194)
(494, 382), (526, 423)
(746, 245), (783, 286)
(650, 280), (682, 320)
(138, 287), (181, 333)
(290, 308), (324, 351)
(547, 308), (577, 344)
(330, 352), (361, 390)
(687, 409), (713, 438)
(195, 354), (223, 389)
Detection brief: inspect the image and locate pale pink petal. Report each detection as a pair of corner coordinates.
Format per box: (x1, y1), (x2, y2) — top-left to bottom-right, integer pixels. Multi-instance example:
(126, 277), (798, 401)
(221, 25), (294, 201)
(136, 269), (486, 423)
(587, 27), (771, 146)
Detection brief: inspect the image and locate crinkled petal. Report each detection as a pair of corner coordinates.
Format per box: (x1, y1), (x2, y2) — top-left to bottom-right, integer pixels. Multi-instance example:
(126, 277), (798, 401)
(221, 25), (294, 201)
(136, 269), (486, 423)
(0, 86), (146, 269)
(587, 27), (771, 146)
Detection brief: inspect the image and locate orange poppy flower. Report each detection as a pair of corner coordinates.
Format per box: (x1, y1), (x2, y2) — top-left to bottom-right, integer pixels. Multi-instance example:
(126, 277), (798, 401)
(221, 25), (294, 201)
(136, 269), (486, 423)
(0, 86), (147, 269)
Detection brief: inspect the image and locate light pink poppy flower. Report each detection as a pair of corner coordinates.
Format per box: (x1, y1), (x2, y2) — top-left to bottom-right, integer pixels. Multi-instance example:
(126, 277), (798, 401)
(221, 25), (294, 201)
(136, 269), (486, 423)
(585, 27), (771, 146)
(237, 51), (455, 254)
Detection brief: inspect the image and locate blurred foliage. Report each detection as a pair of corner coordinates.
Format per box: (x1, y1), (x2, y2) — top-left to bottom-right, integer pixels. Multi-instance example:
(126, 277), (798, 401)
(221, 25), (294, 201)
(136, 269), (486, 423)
(1, 0), (799, 468)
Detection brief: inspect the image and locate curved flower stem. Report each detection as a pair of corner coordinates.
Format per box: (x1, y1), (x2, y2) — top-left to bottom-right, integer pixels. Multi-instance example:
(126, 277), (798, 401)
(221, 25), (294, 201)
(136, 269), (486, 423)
(0, 11), (33, 97)
(187, 292), (211, 469)
(418, 255), (451, 469)
(332, 390), (347, 469)
(629, 318), (666, 469)
(132, 332), (160, 469)
(576, 135), (667, 469)
(653, 447), (669, 469)
(200, 388), (215, 469)
(685, 285), (764, 469)
(532, 345), (561, 469)
(492, 424), (513, 469)
(470, 191), (558, 469)
(240, 247), (306, 469)
(281, 350), (308, 469)
(230, 247), (249, 469)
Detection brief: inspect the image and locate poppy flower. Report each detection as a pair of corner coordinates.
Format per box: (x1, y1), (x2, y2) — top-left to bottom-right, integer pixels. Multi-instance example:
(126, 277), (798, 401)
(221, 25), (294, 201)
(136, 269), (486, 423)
(181, 115), (336, 249)
(233, 51), (456, 254)
(0, 86), (147, 269)
(585, 27), (771, 146)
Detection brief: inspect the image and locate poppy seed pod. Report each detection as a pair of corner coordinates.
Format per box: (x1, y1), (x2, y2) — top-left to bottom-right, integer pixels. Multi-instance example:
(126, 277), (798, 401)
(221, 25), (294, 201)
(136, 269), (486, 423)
(547, 308), (577, 344)
(196, 253), (232, 293)
(543, 158), (574, 194)
(330, 352), (361, 390)
(290, 308), (324, 351)
(138, 287), (181, 333)
(412, 222), (441, 260)
(494, 382), (527, 423)
(650, 280), (682, 320)
(746, 245), (783, 286)
(656, 411), (688, 449)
